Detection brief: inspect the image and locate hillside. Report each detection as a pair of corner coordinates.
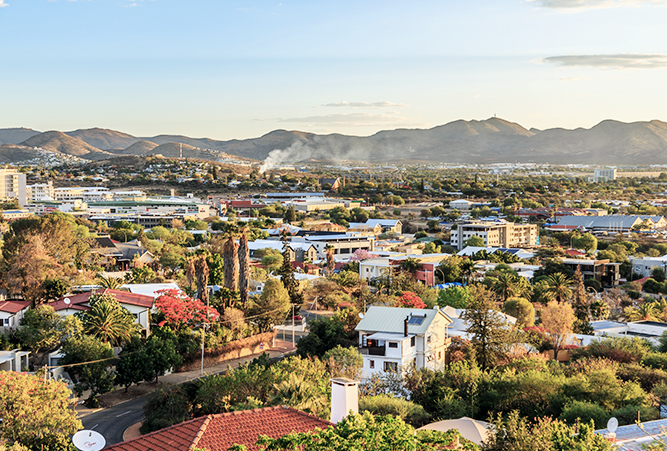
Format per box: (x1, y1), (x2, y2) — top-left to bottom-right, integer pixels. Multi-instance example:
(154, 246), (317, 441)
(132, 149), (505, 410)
(3, 118), (667, 165)
(66, 128), (139, 150)
(0, 144), (43, 163)
(20, 131), (113, 160)
(0, 128), (41, 145)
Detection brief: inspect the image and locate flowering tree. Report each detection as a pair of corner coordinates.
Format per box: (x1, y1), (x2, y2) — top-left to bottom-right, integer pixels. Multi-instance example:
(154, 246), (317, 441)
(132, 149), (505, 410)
(349, 249), (379, 262)
(155, 289), (219, 330)
(396, 291), (426, 309)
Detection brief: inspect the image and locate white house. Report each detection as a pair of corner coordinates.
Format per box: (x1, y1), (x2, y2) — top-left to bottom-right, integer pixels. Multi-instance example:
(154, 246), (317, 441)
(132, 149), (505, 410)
(355, 306), (452, 379)
(0, 349), (30, 372)
(0, 300), (31, 330)
(632, 256), (667, 278)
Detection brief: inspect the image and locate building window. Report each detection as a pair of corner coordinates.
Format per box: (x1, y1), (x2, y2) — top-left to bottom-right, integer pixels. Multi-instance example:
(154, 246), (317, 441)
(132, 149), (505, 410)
(411, 336), (416, 347)
(388, 342), (398, 348)
(370, 360), (375, 369)
(438, 351), (442, 360)
(427, 335), (432, 343)
(384, 361), (398, 372)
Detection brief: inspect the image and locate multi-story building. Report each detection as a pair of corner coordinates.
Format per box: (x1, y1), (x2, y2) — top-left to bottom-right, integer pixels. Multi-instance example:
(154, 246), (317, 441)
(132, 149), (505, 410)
(593, 168), (617, 182)
(632, 256), (667, 278)
(450, 221), (538, 250)
(355, 306), (452, 379)
(0, 169), (27, 206)
(26, 181), (55, 202)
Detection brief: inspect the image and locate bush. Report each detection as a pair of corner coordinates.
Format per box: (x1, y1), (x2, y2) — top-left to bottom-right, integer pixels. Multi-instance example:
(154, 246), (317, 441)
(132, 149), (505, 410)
(573, 336), (652, 363)
(558, 401), (610, 429)
(141, 387), (192, 434)
(611, 404), (659, 425)
(616, 363), (667, 392)
(642, 352), (667, 371)
(359, 395), (430, 427)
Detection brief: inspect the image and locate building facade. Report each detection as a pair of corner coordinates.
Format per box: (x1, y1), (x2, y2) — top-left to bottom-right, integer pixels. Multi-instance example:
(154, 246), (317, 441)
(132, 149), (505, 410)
(450, 221), (538, 250)
(0, 169), (27, 206)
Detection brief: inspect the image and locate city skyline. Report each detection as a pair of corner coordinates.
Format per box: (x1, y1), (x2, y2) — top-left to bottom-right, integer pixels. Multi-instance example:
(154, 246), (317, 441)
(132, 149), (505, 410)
(1, 0), (666, 140)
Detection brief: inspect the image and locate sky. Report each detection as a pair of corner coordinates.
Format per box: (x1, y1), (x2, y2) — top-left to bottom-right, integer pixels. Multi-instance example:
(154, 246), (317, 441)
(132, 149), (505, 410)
(1, 0), (666, 140)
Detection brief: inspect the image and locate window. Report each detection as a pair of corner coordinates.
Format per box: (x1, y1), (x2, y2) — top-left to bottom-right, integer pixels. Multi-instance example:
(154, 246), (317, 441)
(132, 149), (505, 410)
(370, 360), (375, 369)
(388, 342), (398, 348)
(411, 336), (416, 347)
(438, 351), (442, 360)
(384, 361), (398, 372)
(427, 335), (432, 343)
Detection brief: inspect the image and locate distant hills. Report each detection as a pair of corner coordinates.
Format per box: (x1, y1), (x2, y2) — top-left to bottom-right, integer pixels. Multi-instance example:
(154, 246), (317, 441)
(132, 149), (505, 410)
(1, 118), (666, 165)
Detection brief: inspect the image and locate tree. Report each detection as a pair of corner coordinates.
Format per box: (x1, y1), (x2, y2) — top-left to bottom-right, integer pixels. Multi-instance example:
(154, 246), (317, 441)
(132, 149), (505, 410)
(5, 234), (60, 305)
(131, 265), (156, 284)
(14, 305), (69, 354)
(223, 235), (239, 290)
(155, 289), (219, 331)
(144, 334), (183, 382)
(462, 285), (512, 369)
(572, 233), (598, 253)
(322, 345), (363, 380)
(465, 236), (485, 247)
(437, 286), (473, 309)
(195, 254), (210, 304)
(269, 373), (328, 418)
(96, 274), (124, 290)
(82, 295), (140, 346)
(546, 272), (573, 303)
(283, 206), (297, 224)
(325, 244), (335, 276)
(396, 291), (427, 309)
(60, 335), (116, 407)
(296, 316), (354, 358)
(0, 372), (82, 451)
(115, 337), (153, 392)
(276, 247), (303, 305)
(571, 267), (593, 334)
(651, 266), (667, 283)
(503, 297), (535, 328)
(248, 279), (291, 332)
(238, 229), (251, 307)
(141, 387), (192, 434)
(487, 271), (528, 302)
(540, 301), (575, 358)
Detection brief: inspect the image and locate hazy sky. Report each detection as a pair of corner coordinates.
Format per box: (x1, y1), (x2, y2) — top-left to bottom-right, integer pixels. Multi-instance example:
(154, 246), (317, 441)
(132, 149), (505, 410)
(1, 0), (666, 139)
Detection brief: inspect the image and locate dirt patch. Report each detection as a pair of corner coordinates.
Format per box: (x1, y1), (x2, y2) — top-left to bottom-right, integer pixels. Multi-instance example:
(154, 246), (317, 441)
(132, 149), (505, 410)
(98, 381), (169, 408)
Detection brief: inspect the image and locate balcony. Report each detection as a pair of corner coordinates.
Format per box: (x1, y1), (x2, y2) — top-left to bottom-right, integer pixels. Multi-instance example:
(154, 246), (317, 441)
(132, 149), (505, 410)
(359, 346), (386, 356)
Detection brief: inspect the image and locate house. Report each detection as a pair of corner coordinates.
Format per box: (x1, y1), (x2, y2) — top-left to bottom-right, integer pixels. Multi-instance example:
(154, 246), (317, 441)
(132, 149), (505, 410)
(560, 258), (621, 288)
(0, 349), (30, 372)
(103, 406), (333, 451)
(318, 177), (342, 191)
(90, 237), (154, 271)
(355, 306), (452, 378)
(632, 256), (667, 278)
(365, 219), (402, 234)
(51, 289), (154, 333)
(0, 299), (30, 330)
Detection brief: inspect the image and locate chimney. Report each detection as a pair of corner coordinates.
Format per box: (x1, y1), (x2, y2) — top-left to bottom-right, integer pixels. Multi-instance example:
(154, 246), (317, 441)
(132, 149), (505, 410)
(330, 378), (359, 424)
(404, 316), (409, 337)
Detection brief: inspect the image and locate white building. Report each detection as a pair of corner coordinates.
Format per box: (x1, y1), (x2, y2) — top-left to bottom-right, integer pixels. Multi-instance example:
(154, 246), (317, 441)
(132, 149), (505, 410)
(593, 168), (617, 182)
(450, 221), (538, 250)
(0, 169), (27, 206)
(355, 306), (452, 379)
(26, 182), (55, 202)
(632, 256), (667, 278)
(54, 186), (113, 202)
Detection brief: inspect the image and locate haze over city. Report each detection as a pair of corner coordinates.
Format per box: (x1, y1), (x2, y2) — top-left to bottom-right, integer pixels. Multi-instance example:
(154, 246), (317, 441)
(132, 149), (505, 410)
(1, 0), (666, 140)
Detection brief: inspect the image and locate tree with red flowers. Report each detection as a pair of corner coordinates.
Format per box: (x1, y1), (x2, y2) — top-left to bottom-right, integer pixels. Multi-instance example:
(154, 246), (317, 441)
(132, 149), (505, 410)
(396, 291), (427, 309)
(155, 289), (219, 330)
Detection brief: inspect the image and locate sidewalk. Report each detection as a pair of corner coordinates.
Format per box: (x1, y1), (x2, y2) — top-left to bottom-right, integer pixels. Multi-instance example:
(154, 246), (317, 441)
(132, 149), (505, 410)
(75, 340), (297, 417)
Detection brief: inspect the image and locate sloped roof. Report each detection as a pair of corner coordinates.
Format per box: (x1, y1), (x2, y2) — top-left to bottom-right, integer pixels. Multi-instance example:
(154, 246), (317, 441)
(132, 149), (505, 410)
(366, 219), (400, 227)
(355, 306), (451, 335)
(0, 300), (30, 314)
(52, 289), (153, 311)
(556, 215), (643, 229)
(104, 407), (331, 451)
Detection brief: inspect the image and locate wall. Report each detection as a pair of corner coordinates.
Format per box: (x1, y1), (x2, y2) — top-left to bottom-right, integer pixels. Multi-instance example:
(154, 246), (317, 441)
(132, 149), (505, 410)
(176, 331), (276, 372)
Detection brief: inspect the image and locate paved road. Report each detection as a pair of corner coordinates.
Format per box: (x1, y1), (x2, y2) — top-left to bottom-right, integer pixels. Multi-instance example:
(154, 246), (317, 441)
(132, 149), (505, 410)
(82, 396), (149, 446)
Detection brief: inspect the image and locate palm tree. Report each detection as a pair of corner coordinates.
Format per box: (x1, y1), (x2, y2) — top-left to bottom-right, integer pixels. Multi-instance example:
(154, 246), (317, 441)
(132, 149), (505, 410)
(270, 374), (327, 417)
(195, 255), (209, 304)
(96, 275), (123, 290)
(460, 259), (477, 285)
(325, 244), (335, 277)
(238, 228), (250, 307)
(222, 234), (239, 291)
(399, 257), (420, 275)
(546, 273), (573, 303)
(489, 272), (525, 302)
(83, 299), (140, 346)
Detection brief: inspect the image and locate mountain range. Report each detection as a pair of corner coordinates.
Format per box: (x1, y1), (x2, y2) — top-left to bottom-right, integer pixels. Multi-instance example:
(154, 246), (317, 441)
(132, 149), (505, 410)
(1, 118), (666, 166)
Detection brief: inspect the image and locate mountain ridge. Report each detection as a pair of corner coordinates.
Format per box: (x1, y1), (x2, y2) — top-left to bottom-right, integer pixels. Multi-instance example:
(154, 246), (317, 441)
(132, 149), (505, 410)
(1, 118), (666, 165)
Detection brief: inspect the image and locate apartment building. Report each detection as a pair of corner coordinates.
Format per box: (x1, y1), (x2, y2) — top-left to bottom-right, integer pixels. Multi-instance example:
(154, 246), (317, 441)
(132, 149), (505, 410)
(0, 169), (27, 206)
(450, 221), (538, 250)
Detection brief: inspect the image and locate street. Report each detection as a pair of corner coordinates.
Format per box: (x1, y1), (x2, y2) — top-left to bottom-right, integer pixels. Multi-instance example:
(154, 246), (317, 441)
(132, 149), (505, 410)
(81, 396), (149, 446)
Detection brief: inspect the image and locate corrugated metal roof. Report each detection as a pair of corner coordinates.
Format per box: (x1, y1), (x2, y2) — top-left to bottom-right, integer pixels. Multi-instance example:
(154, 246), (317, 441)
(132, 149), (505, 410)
(356, 306), (451, 335)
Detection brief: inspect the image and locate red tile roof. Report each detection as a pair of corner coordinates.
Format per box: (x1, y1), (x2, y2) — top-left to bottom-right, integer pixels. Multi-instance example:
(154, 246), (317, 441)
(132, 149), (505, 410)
(104, 406), (331, 451)
(51, 289), (154, 311)
(0, 300), (30, 314)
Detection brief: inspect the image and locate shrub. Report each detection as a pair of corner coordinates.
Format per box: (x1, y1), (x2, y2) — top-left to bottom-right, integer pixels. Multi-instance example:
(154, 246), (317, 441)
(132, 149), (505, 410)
(642, 352), (667, 371)
(359, 395), (430, 427)
(611, 404), (659, 426)
(558, 401), (610, 429)
(573, 336), (652, 363)
(616, 363), (667, 392)
(141, 387), (192, 434)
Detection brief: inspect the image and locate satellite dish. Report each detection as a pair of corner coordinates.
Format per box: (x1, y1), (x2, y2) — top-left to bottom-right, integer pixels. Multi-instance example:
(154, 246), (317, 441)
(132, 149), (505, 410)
(64, 298), (71, 306)
(358, 313), (364, 319)
(72, 430), (106, 451)
(607, 417), (619, 433)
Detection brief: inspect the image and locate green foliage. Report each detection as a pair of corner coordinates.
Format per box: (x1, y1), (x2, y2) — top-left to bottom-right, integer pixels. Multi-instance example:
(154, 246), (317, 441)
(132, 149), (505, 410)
(141, 386), (192, 434)
(60, 335), (116, 406)
(503, 297), (535, 328)
(248, 279), (291, 332)
(572, 233), (598, 253)
(14, 305), (75, 354)
(0, 372), (82, 451)
(465, 236), (485, 247)
(437, 286), (473, 309)
(359, 395), (430, 427)
(115, 337), (153, 392)
(297, 316), (356, 358)
(558, 401), (609, 429)
(610, 404), (659, 425)
(322, 345), (363, 380)
(81, 296), (140, 346)
(574, 336), (652, 363)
